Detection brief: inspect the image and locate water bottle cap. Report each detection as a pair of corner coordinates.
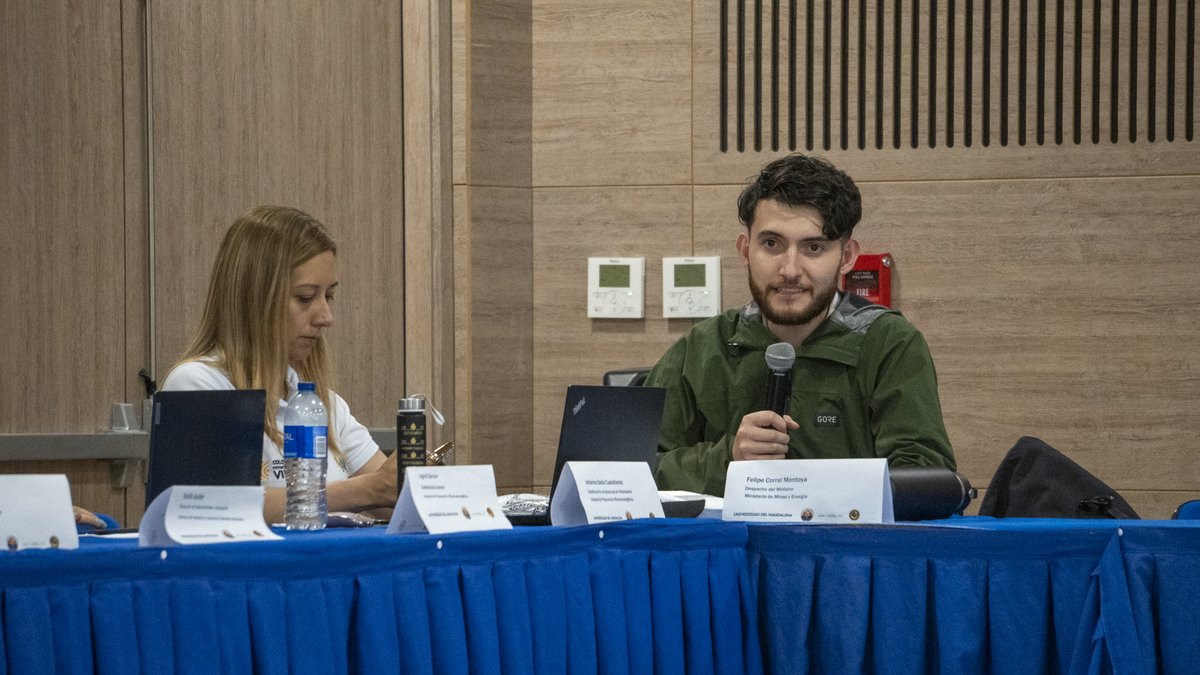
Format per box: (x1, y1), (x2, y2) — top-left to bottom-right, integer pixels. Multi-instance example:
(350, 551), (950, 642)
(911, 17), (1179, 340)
(298, 382), (316, 392)
(398, 397), (425, 412)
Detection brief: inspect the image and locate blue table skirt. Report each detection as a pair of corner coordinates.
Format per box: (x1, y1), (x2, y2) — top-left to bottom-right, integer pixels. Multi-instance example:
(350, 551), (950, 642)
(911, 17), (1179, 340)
(2, 518), (1198, 674)
(749, 518), (1200, 675)
(0, 520), (759, 675)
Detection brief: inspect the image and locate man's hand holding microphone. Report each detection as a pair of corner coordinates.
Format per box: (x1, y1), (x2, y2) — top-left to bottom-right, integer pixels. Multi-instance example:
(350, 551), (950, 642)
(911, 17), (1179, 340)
(731, 342), (799, 461)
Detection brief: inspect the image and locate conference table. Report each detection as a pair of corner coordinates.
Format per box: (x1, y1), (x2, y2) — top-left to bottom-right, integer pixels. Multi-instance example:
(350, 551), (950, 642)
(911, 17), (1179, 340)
(2, 517), (1197, 674)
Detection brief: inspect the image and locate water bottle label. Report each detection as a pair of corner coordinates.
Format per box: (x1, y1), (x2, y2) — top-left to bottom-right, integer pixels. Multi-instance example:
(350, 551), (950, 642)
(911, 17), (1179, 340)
(397, 414), (426, 467)
(283, 425), (328, 459)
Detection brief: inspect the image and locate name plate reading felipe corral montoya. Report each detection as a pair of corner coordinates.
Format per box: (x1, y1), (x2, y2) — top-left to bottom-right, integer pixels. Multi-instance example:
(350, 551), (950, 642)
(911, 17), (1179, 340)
(723, 458), (894, 524)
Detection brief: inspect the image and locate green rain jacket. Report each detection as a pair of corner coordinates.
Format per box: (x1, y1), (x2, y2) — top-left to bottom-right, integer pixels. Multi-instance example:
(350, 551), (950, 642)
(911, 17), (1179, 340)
(647, 293), (955, 495)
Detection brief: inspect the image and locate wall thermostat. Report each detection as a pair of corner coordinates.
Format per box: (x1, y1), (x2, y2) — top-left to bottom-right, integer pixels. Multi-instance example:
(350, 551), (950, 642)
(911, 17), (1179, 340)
(662, 256), (721, 318)
(587, 257), (644, 318)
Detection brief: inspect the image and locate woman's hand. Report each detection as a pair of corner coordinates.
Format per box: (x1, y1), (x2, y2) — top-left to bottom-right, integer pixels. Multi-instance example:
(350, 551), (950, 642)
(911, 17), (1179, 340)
(264, 449), (404, 523)
(368, 450), (401, 506)
(346, 448), (401, 509)
(73, 506), (107, 529)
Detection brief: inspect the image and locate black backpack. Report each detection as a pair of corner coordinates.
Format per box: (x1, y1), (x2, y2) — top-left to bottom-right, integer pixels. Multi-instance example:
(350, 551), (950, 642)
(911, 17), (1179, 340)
(978, 436), (1139, 519)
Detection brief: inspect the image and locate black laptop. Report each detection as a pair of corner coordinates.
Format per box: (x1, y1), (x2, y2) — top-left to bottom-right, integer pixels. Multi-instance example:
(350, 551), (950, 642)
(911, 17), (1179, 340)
(505, 384), (667, 525)
(145, 390), (267, 507)
(549, 384), (667, 500)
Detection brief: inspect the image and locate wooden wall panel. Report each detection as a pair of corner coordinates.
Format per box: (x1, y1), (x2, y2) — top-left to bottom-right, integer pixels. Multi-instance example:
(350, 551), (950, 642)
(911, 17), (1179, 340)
(453, 187), (472, 468)
(855, 177), (1200, 504)
(693, 185), (750, 311)
(403, 0), (455, 447)
(456, 0), (534, 485)
(453, 0), (468, 186)
(0, 0), (127, 432)
(122, 0), (150, 417)
(532, 0), (693, 187)
(149, 0), (405, 428)
(471, 0), (532, 187)
(531, 187), (693, 489)
(463, 187), (534, 490)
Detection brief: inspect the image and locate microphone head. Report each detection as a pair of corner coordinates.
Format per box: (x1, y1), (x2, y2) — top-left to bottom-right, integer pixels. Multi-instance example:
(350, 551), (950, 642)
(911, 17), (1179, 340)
(764, 342), (796, 373)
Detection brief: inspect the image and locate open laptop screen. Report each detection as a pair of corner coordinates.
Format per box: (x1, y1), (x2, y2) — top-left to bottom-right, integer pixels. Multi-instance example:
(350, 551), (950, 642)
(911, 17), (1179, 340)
(548, 384), (666, 500)
(145, 390), (266, 507)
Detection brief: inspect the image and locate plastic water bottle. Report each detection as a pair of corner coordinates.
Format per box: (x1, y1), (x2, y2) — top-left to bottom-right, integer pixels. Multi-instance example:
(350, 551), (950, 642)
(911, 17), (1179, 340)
(284, 382), (328, 530)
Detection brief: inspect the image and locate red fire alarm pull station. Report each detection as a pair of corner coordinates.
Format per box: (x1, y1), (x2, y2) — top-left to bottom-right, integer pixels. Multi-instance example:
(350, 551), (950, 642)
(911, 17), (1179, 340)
(844, 253), (893, 307)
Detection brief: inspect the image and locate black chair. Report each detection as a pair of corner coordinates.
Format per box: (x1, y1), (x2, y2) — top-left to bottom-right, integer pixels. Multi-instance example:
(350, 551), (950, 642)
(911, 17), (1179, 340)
(1172, 500), (1200, 519)
(602, 368), (651, 387)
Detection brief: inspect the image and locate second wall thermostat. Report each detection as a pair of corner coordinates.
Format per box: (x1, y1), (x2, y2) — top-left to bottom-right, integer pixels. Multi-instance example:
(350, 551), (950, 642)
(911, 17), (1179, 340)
(587, 257), (644, 318)
(662, 256), (721, 318)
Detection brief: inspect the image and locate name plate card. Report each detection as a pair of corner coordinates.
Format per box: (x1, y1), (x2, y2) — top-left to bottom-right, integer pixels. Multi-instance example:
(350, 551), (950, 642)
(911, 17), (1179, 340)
(387, 465), (512, 535)
(0, 475), (79, 551)
(723, 458), (894, 524)
(550, 461), (664, 526)
(139, 486), (281, 547)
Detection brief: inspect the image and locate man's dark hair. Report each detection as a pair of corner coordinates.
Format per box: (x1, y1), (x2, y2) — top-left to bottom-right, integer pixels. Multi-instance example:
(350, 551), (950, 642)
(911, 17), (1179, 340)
(736, 153), (862, 240)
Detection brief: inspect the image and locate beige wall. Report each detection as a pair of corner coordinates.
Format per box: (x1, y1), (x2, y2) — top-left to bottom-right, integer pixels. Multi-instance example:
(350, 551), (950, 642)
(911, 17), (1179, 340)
(1, 0), (450, 526)
(1, 1), (132, 434)
(149, 0), (408, 431)
(458, 0), (1200, 517)
(0, 0), (147, 520)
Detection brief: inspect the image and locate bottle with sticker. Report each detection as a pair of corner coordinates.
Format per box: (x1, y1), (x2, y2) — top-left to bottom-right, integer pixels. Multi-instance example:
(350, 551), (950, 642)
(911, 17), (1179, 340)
(396, 397), (427, 491)
(284, 382), (328, 530)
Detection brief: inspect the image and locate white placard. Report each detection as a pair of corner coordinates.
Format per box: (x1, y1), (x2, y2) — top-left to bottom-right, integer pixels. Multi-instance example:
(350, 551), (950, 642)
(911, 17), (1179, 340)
(550, 461), (664, 526)
(722, 459), (894, 524)
(139, 486), (281, 547)
(387, 465), (512, 535)
(0, 475), (79, 551)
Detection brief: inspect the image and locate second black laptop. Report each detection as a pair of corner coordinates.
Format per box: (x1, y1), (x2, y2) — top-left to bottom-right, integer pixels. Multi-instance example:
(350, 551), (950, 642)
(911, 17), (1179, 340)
(145, 389), (266, 508)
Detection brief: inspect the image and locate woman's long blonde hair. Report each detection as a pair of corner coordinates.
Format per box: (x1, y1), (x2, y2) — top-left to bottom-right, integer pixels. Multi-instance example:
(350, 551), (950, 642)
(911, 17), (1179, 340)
(173, 206), (342, 460)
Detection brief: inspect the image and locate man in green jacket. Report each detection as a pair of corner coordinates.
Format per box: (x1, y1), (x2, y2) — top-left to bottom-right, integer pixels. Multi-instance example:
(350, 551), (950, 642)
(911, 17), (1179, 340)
(648, 154), (956, 495)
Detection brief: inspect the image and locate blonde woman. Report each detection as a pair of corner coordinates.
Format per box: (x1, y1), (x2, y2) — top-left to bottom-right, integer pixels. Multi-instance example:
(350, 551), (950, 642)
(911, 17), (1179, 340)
(161, 206), (397, 522)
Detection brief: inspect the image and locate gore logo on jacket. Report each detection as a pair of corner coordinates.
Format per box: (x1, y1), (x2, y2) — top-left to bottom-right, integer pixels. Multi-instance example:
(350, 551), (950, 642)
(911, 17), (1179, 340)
(814, 410), (841, 427)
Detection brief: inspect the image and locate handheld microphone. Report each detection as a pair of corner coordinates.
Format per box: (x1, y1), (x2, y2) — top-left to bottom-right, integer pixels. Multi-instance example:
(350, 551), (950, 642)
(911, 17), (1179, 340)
(763, 342), (796, 416)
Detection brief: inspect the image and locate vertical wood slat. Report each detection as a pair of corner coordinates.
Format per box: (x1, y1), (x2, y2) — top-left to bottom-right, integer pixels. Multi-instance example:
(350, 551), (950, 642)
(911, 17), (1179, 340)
(790, 0), (800, 148)
(719, 0), (1197, 151)
(403, 0), (455, 449)
(777, 0), (787, 148)
(1151, 0), (1163, 141)
(859, 0), (869, 149)
(873, 0), (886, 148)
(755, 0), (763, 151)
(123, 0), (150, 416)
(893, 0), (903, 147)
(1188, 0), (1195, 140)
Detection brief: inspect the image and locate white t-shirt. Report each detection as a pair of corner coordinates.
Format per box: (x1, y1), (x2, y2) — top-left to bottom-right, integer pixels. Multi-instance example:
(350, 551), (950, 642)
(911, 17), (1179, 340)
(161, 359), (380, 487)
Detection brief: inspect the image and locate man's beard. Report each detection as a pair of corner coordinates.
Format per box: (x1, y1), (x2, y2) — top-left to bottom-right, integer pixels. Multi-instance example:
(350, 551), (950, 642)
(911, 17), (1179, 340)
(748, 272), (837, 327)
